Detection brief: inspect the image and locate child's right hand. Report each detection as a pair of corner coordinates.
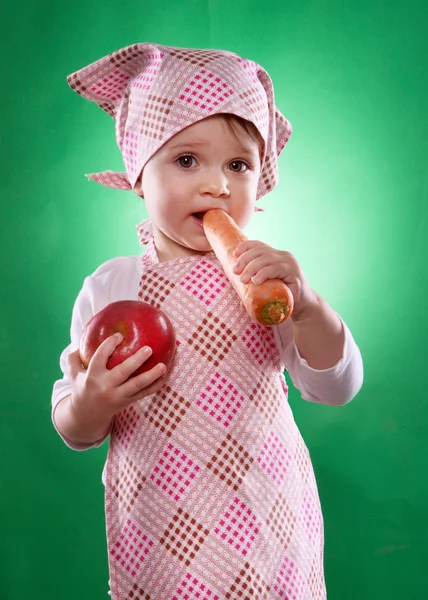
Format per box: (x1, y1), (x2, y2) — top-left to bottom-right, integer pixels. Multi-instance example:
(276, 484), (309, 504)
(62, 333), (167, 441)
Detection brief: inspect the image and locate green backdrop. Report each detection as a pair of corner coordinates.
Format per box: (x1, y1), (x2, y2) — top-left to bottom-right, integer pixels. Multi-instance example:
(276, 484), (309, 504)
(1, 0), (427, 598)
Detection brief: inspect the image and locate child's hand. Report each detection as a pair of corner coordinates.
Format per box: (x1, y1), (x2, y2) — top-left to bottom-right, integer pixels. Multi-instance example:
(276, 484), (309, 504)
(68, 333), (168, 422)
(232, 240), (317, 320)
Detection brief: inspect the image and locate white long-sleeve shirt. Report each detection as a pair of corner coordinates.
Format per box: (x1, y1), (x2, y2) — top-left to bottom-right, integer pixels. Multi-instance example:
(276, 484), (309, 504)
(51, 254), (364, 451)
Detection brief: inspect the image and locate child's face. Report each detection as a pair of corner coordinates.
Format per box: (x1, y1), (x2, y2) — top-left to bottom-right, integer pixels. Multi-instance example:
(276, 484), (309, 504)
(137, 115), (262, 262)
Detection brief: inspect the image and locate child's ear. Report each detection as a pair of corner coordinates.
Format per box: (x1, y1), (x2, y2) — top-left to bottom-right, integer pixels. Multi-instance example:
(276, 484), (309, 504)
(134, 179), (144, 198)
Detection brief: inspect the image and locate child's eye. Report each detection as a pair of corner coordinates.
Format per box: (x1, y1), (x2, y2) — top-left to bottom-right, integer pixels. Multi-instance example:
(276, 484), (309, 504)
(176, 155), (197, 169)
(229, 160), (250, 173)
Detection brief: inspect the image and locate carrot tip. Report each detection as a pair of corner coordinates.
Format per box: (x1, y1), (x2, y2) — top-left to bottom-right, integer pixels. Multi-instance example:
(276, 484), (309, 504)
(261, 301), (291, 325)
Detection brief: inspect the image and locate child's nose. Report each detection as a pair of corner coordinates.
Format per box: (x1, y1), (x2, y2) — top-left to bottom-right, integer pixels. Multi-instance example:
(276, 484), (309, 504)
(199, 171), (230, 197)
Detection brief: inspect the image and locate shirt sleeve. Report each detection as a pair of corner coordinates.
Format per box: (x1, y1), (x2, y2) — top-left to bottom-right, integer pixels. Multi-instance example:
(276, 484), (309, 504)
(273, 315), (364, 406)
(51, 256), (142, 450)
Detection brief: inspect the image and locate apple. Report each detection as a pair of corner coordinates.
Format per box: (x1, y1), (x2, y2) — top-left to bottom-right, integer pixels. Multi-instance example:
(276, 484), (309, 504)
(79, 300), (176, 377)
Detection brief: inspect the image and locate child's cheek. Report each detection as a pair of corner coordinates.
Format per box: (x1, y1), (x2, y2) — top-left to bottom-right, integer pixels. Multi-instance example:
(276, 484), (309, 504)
(235, 203), (256, 231)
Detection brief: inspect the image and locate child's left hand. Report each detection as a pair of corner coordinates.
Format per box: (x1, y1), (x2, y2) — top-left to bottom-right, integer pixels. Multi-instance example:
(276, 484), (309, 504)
(232, 240), (318, 321)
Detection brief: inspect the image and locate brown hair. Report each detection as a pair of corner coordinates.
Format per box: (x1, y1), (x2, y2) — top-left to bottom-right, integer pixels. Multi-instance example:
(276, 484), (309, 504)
(136, 113), (265, 189)
(221, 114), (265, 160)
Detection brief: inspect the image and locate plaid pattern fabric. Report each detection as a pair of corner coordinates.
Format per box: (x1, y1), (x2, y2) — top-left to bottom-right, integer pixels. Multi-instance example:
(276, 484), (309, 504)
(67, 42), (292, 201)
(104, 236), (326, 599)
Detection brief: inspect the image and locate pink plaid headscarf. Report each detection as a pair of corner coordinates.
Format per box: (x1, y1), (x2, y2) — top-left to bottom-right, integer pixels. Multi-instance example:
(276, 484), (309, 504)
(68, 43), (292, 240)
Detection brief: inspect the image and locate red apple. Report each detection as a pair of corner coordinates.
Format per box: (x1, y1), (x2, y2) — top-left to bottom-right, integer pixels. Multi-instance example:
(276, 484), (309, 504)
(79, 300), (176, 377)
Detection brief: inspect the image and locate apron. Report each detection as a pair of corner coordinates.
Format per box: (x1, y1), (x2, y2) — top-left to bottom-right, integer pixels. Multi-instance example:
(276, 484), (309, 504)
(105, 237), (326, 600)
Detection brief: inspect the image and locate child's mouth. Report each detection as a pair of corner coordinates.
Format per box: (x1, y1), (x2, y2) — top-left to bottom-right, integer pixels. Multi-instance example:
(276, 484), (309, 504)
(192, 212), (206, 228)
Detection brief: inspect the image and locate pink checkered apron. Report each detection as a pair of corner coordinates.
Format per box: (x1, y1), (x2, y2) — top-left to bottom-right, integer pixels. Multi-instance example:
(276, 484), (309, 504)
(105, 237), (326, 600)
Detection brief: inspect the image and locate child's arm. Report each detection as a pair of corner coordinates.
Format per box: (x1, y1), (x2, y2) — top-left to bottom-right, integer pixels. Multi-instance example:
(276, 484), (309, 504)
(54, 336), (167, 445)
(52, 255), (168, 447)
(54, 394), (113, 446)
(290, 291), (344, 370)
(233, 239), (345, 366)
(233, 239), (363, 403)
(274, 310), (363, 405)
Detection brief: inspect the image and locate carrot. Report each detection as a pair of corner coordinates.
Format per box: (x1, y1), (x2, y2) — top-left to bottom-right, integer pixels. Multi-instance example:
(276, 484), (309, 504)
(202, 209), (294, 326)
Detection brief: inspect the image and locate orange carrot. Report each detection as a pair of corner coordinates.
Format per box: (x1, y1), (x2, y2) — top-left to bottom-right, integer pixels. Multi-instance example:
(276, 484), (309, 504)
(202, 209), (294, 326)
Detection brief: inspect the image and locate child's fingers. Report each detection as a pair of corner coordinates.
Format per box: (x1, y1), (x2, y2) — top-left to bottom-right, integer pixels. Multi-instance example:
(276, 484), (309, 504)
(86, 333), (124, 375)
(233, 239), (264, 258)
(109, 345), (157, 386)
(248, 264), (292, 286)
(129, 372), (168, 402)
(232, 243), (271, 274)
(67, 348), (87, 378)
(120, 362), (167, 398)
(236, 252), (283, 284)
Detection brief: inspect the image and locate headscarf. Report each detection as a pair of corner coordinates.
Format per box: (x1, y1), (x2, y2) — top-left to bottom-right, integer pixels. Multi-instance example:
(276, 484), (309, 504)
(68, 42), (292, 242)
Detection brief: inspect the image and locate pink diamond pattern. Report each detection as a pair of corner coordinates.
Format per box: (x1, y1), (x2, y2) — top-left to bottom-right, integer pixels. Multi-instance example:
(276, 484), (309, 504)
(299, 490), (322, 546)
(149, 443), (201, 502)
(90, 70), (130, 101)
(172, 572), (221, 600)
(109, 518), (154, 579)
(179, 260), (227, 306)
(196, 372), (243, 428)
(274, 556), (306, 599)
(241, 323), (277, 366)
(214, 497), (261, 557)
(281, 378), (289, 397)
(178, 70), (234, 112)
(133, 55), (163, 91)
(115, 405), (140, 450)
(237, 58), (260, 84)
(294, 435), (311, 483)
(122, 130), (139, 168)
(257, 431), (291, 485)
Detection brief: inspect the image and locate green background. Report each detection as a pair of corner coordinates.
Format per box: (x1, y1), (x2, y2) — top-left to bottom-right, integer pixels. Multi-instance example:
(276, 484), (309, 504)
(1, 0), (427, 598)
